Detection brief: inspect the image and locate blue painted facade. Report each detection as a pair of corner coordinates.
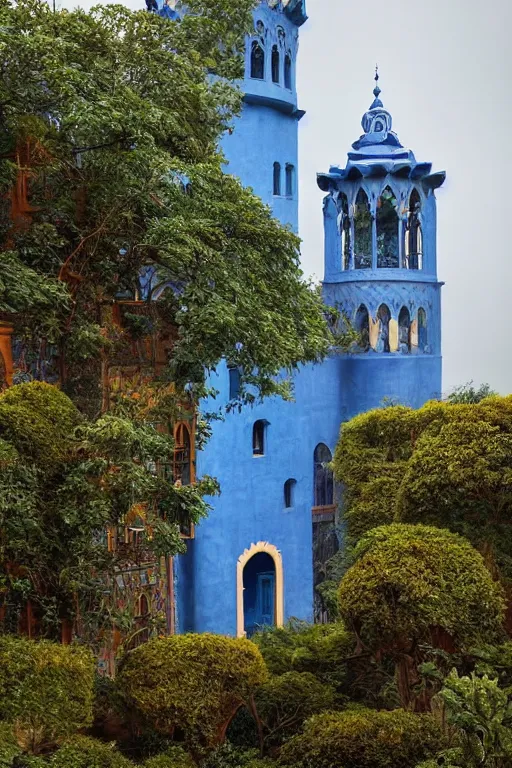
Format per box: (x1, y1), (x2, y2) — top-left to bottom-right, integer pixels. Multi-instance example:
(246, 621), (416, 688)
(174, 4), (446, 635)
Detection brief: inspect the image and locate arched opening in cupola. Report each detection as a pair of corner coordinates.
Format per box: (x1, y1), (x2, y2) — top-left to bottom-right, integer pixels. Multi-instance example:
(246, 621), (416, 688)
(271, 45), (280, 83)
(250, 40), (265, 80)
(339, 193), (351, 270)
(353, 188), (372, 269)
(404, 188), (423, 269)
(377, 186), (399, 268)
(377, 304), (391, 352)
(398, 306), (411, 352)
(418, 307), (428, 352)
(284, 53), (292, 89)
(355, 304), (370, 351)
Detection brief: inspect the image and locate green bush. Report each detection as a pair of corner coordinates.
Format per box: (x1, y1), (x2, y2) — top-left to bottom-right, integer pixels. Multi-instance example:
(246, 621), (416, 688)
(143, 746), (196, 767)
(255, 672), (336, 747)
(50, 736), (135, 768)
(0, 721), (22, 767)
(278, 709), (445, 768)
(0, 382), (80, 467)
(252, 620), (353, 689)
(338, 524), (506, 654)
(117, 634), (268, 755)
(201, 743), (273, 768)
(0, 636), (95, 753)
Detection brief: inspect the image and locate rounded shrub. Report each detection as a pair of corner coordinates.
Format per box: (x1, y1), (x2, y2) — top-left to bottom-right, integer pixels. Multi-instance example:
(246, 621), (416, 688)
(0, 636), (95, 753)
(278, 708), (445, 768)
(117, 634), (268, 754)
(143, 746), (195, 768)
(0, 381), (80, 466)
(50, 736), (135, 768)
(0, 721), (22, 767)
(338, 524), (505, 653)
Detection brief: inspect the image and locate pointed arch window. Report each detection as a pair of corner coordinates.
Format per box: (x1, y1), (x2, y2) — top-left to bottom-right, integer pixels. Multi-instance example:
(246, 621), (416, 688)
(284, 53), (292, 89)
(271, 45), (280, 83)
(418, 307), (428, 352)
(314, 443), (334, 508)
(354, 188), (372, 269)
(377, 304), (391, 353)
(355, 304), (370, 351)
(251, 40), (265, 80)
(377, 186), (399, 268)
(174, 422), (192, 486)
(339, 193), (351, 270)
(404, 189), (423, 269)
(273, 162), (281, 196)
(398, 306), (411, 352)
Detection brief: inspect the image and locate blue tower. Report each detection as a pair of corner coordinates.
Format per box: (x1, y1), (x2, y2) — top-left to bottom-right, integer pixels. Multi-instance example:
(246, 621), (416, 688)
(220, 0), (307, 231)
(174, 40), (447, 633)
(318, 73), (446, 418)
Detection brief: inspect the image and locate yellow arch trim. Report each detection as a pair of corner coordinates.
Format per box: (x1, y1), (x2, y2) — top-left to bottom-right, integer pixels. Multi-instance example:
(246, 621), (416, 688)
(236, 541), (284, 638)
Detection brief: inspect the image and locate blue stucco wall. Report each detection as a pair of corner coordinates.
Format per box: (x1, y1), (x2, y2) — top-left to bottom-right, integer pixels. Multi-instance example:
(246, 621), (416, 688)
(175, 356), (343, 634)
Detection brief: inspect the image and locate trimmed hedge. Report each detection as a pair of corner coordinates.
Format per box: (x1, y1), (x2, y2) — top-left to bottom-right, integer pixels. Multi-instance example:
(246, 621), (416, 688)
(278, 708), (445, 768)
(117, 634), (268, 754)
(143, 746), (195, 767)
(338, 524), (506, 653)
(50, 736), (135, 768)
(0, 636), (95, 753)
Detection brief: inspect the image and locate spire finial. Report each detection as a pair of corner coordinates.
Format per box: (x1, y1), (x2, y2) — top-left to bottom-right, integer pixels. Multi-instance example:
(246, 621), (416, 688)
(373, 64), (381, 99)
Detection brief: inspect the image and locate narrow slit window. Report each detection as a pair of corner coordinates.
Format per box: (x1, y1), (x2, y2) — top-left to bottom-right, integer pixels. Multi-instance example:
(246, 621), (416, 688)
(228, 366), (241, 400)
(284, 479), (296, 508)
(285, 164), (294, 197)
(271, 46), (280, 83)
(273, 162), (281, 196)
(253, 420), (266, 456)
(284, 53), (292, 89)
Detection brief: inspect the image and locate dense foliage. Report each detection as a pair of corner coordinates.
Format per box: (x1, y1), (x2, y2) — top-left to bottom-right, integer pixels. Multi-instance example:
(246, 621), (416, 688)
(0, 635), (95, 753)
(0, 0), (330, 410)
(332, 397), (512, 587)
(0, 381), (214, 640)
(117, 634), (268, 755)
(278, 709), (446, 768)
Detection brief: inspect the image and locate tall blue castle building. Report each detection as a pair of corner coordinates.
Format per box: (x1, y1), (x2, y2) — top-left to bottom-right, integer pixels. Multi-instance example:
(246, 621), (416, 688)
(174, 0), (446, 636)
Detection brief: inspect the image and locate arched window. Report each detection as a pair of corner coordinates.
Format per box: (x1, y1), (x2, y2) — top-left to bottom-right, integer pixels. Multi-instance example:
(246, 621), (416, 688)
(377, 304), (391, 353)
(138, 593), (149, 617)
(253, 420), (266, 456)
(338, 193), (351, 270)
(354, 188), (372, 269)
(418, 307), (428, 352)
(174, 423), (191, 486)
(377, 186), (399, 268)
(355, 304), (370, 351)
(273, 162), (281, 196)
(404, 189), (423, 269)
(271, 45), (280, 83)
(250, 40), (265, 79)
(398, 306), (411, 352)
(284, 479), (296, 509)
(314, 444), (334, 508)
(284, 53), (292, 89)
(285, 164), (294, 197)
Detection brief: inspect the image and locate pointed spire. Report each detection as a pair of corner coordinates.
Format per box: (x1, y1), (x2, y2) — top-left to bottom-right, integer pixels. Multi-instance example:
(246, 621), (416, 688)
(371, 64), (383, 108)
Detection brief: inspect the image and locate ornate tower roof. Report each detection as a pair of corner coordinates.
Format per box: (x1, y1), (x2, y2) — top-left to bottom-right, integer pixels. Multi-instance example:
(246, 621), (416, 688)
(267, 0), (307, 26)
(318, 72), (445, 190)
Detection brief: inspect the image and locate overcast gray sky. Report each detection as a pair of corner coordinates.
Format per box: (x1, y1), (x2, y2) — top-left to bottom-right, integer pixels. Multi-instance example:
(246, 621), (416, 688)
(59, 0), (511, 394)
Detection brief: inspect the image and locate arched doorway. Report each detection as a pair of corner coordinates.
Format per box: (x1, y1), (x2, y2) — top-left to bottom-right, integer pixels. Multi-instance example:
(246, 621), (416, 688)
(237, 542), (284, 637)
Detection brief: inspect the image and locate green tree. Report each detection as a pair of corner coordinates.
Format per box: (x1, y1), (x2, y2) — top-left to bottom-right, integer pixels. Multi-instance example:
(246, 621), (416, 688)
(0, 381), (214, 641)
(0, 0), (330, 411)
(338, 524), (505, 709)
(447, 381), (498, 404)
(116, 634), (268, 757)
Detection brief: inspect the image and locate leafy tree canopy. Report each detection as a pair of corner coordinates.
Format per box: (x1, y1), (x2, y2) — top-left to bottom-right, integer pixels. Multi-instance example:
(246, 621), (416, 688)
(0, 0), (330, 408)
